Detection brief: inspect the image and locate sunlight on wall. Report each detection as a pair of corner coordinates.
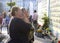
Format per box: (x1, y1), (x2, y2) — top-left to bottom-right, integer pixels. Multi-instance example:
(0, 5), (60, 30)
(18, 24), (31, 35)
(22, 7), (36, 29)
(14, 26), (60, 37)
(37, 0), (48, 26)
(29, 1), (33, 16)
(50, 0), (60, 40)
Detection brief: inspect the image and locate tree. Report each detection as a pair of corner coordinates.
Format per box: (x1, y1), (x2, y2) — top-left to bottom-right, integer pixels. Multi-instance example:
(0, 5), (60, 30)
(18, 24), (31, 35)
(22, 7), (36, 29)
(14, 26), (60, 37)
(7, 2), (16, 9)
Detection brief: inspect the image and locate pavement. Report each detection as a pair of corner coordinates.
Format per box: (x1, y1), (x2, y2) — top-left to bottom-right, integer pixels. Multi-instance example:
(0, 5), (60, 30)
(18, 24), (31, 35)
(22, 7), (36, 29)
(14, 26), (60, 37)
(0, 27), (52, 43)
(34, 34), (52, 43)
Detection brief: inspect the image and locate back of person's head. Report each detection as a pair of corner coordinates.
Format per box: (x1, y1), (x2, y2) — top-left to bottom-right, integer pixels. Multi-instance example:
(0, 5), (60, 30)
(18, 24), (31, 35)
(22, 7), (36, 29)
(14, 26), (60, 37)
(2, 11), (6, 18)
(11, 7), (19, 16)
(8, 10), (11, 12)
(21, 8), (25, 12)
(34, 10), (37, 13)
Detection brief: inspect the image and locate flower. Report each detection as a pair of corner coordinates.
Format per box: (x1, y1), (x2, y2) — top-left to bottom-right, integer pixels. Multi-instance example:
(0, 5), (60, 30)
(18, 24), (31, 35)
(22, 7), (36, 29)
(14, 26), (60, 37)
(37, 29), (42, 33)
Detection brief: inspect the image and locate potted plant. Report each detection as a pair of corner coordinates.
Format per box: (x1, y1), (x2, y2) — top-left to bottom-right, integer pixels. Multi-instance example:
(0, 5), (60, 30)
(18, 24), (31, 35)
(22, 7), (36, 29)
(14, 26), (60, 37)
(36, 13), (52, 37)
(42, 14), (50, 30)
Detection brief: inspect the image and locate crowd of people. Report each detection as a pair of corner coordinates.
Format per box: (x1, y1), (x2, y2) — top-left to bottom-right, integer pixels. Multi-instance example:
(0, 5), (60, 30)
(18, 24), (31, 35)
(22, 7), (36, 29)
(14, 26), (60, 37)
(0, 6), (38, 43)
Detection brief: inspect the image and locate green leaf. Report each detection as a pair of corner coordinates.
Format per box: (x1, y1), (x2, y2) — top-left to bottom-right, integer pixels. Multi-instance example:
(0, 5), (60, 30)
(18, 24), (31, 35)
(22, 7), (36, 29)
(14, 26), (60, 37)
(7, 2), (16, 7)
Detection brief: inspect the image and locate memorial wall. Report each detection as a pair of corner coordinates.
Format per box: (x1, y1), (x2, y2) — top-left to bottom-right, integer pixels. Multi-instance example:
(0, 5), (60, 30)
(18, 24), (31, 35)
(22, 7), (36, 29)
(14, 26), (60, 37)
(38, 0), (60, 40)
(37, 0), (48, 26)
(50, 0), (60, 40)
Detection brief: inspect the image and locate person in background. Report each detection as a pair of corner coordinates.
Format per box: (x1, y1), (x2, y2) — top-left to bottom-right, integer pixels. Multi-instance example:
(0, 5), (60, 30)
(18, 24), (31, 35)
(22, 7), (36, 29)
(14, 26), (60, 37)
(6, 10), (11, 28)
(8, 10), (15, 34)
(0, 14), (3, 33)
(2, 11), (7, 27)
(7, 10), (11, 16)
(8, 7), (31, 43)
(32, 10), (38, 30)
(29, 15), (32, 23)
(2, 11), (10, 34)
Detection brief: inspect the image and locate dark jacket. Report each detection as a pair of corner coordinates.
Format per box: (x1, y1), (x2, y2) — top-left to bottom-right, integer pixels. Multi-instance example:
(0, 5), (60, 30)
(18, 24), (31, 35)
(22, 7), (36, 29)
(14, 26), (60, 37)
(8, 18), (31, 43)
(0, 16), (2, 24)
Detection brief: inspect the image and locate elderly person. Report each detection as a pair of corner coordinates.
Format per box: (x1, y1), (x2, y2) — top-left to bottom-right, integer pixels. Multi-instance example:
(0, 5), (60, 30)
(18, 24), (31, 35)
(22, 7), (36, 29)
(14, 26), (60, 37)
(8, 7), (31, 43)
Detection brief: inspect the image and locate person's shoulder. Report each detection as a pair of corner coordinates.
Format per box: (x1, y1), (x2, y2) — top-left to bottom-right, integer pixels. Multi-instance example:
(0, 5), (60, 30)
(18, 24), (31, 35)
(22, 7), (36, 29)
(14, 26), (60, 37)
(12, 18), (23, 23)
(26, 23), (32, 27)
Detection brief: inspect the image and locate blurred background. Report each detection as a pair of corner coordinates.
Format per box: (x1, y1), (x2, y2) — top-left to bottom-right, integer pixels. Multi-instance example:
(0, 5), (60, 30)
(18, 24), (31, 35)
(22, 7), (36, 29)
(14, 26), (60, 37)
(0, 0), (60, 43)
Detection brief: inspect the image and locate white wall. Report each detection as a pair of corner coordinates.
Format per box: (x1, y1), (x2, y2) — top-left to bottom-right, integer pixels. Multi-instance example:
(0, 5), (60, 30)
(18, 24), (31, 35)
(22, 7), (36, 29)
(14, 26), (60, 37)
(50, 0), (60, 40)
(37, 0), (48, 26)
(29, 1), (33, 16)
